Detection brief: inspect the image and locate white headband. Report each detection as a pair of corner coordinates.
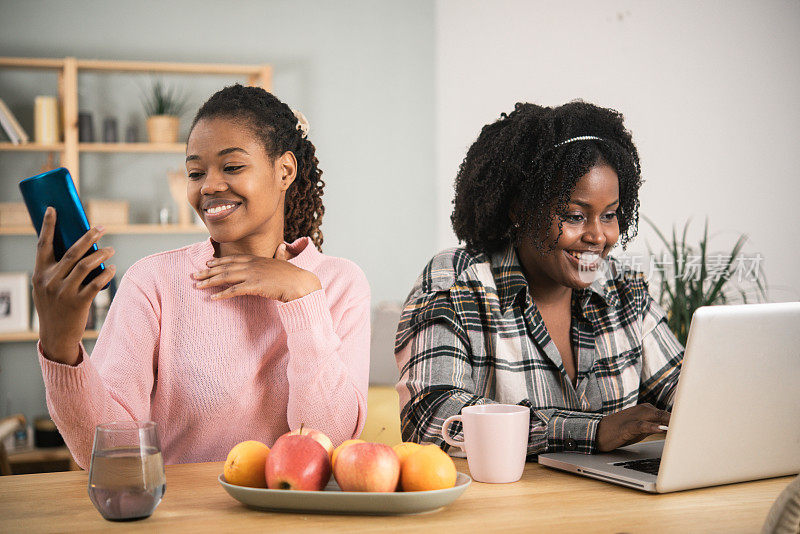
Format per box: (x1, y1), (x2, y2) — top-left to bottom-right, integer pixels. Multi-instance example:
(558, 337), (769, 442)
(292, 109), (310, 139)
(553, 135), (606, 149)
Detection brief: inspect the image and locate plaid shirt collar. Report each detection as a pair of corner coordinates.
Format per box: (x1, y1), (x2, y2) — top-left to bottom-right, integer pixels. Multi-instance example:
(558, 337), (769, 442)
(489, 244), (621, 312)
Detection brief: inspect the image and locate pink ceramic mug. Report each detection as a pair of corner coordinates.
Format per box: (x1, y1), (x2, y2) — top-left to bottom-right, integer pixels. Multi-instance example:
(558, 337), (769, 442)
(441, 404), (530, 483)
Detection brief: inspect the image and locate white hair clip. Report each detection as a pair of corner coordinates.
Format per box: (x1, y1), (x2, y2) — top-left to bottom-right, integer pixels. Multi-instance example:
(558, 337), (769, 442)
(292, 109), (310, 139)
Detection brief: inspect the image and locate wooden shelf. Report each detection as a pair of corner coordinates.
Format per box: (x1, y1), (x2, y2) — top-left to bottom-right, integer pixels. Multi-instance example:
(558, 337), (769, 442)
(0, 142), (185, 153)
(0, 57), (64, 70)
(0, 330), (99, 343)
(0, 224), (206, 236)
(76, 59), (270, 76)
(0, 142), (64, 152)
(78, 142), (186, 153)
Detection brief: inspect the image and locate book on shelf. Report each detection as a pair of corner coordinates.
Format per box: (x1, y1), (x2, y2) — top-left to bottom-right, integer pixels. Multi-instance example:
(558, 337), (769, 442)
(0, 98), (30, 144)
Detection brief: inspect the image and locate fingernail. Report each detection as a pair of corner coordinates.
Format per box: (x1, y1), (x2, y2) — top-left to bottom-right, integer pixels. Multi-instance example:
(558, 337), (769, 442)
(96, 225), (105, 232)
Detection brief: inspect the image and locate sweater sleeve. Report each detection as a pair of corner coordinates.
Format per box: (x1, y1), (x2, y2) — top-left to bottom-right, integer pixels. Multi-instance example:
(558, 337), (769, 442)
(38, 270), (160, 469)
(277, 271), (371, 447)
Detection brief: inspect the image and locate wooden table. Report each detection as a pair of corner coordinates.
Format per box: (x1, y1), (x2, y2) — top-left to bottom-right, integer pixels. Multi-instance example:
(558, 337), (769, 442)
(0, 458), (791, 533)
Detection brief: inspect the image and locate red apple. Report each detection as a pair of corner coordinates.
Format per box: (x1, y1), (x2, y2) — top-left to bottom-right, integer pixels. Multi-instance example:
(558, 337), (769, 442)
(281, 427), (335, 458)
(333, 442), (400, 492)
(265, 435), (331, 491)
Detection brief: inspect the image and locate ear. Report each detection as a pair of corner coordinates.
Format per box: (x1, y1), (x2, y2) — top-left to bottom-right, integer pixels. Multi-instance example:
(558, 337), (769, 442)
(276, 151), (298, 191)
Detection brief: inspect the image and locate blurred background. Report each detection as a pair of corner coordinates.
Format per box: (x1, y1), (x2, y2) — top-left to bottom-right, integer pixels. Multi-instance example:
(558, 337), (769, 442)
(1, 0), (798, 441)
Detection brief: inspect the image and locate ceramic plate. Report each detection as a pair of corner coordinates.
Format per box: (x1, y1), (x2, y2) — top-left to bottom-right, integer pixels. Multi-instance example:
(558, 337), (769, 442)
(218, 472), (472, 515)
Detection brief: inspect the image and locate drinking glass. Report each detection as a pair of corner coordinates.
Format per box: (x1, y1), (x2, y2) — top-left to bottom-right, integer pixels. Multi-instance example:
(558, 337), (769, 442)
(88, 421), (166, 521)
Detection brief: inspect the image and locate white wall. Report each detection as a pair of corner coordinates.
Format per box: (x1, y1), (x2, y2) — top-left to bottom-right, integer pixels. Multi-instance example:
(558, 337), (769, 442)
(436, 0), (800, 301)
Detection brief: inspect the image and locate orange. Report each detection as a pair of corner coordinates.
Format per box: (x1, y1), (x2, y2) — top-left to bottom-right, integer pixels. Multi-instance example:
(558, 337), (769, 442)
(392, 442), (423, 463)
(393, 442), (424, 491)
(400, 444), (457, 491)
(331, 439), (364, 469)
(223, 440), (270, 488)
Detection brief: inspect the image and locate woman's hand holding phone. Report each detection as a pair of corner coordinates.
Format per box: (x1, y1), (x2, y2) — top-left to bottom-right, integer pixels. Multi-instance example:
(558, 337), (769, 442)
(32, 207), (117, 366)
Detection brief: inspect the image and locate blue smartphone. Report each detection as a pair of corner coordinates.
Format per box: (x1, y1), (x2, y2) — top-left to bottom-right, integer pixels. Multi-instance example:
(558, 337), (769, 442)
(19, 167), (108, 287)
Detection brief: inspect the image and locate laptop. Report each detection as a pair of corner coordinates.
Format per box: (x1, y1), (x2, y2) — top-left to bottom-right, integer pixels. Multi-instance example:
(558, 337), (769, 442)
(538, 302), (800, 493)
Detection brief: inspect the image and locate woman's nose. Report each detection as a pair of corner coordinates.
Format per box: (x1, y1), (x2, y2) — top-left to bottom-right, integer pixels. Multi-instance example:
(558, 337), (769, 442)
(199, 169), (229, 195)
(583, 219), (605, 245)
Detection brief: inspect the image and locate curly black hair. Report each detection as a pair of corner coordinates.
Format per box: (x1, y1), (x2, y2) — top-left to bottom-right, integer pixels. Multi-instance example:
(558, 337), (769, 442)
(451, 101), (642, 254)
(191, 84), (325, 251)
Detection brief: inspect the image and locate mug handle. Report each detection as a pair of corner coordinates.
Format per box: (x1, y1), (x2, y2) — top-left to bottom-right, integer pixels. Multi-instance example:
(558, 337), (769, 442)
(441, 415), (466, 451)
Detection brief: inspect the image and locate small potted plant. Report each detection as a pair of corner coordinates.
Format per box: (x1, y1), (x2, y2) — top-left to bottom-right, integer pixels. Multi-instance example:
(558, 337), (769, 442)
(643, 216), (767, 344)
(142, 80), (188, 144)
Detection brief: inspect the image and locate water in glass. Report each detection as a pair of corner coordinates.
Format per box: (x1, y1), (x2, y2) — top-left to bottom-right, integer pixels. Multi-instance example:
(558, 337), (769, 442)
(88, 422), (166, 521)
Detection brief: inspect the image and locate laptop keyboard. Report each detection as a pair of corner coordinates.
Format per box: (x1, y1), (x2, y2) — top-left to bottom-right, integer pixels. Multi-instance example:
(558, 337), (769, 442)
(613, 458), (661, 475)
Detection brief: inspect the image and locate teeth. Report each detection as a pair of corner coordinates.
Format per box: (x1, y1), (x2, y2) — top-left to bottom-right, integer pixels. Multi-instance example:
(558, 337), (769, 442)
(568, 251), (600, 265)
(206, 204), (236, 214)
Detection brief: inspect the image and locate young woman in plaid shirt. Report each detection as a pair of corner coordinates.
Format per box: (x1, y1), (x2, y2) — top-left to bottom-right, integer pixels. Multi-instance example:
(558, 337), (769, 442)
(395, 102), (683, 455)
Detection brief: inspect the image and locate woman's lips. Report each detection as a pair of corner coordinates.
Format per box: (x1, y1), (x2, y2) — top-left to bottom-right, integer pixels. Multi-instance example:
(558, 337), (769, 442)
(203, 203), (240, 222)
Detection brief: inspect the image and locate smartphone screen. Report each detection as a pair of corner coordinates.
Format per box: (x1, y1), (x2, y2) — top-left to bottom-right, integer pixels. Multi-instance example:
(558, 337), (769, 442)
(19, 167), (107, 287)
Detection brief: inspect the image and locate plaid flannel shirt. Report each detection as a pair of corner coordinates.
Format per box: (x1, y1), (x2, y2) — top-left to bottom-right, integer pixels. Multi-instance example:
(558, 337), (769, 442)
(394, 245), (684, 456)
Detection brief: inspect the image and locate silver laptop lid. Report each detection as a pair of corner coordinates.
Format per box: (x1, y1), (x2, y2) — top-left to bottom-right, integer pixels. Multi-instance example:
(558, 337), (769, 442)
(657, 302), (800, 493)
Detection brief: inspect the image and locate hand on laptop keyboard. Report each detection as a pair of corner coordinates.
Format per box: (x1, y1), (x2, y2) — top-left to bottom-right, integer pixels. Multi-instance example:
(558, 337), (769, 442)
(596, 403), (671, 452)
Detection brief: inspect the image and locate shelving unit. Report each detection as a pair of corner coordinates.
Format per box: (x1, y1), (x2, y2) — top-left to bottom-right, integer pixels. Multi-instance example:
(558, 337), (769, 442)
(0, 56), (273, 344)
(0, 56), (271, 190)
(0, 331), (99, 343)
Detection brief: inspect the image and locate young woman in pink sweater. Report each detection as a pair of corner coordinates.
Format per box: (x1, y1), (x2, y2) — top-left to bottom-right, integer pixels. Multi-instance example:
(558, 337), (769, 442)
(32, 85), (371, 468)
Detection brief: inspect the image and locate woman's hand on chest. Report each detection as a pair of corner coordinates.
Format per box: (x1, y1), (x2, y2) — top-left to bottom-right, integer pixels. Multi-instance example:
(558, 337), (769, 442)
(192, 246), (321, 302)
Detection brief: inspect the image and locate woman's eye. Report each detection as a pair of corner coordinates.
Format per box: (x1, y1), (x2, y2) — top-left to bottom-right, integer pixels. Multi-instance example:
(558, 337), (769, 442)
(187, 171), (204, 180)
(224, 165), (244, 173)
(601, 212), (618, 222)
(563, 213), (585, 223)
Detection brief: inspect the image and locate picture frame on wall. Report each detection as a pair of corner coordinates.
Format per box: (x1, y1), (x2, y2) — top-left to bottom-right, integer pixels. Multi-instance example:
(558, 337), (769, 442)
(0, 272), (30, 333)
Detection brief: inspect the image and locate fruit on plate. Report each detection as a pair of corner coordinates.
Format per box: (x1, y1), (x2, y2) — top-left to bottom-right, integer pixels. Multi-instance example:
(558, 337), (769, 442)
(281, 426), (334, 458)
(393, 442), (423, 463)
(265, 434), (332, 491)
(400, 444), (457, 491)
(333, 442), (400, 492)
(331, 439), (364, 469)
(223, 440), (270, 488)
(392, 442), (423, 490)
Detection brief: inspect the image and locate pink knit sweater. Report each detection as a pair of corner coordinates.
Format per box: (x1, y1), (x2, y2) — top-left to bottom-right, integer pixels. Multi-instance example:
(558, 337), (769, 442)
(38, 237), (370, 469)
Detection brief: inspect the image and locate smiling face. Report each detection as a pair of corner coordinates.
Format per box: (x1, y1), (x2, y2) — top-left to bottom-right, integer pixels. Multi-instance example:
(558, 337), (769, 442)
(186, 117), (296, 256)
(516, 163), (621, 292)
